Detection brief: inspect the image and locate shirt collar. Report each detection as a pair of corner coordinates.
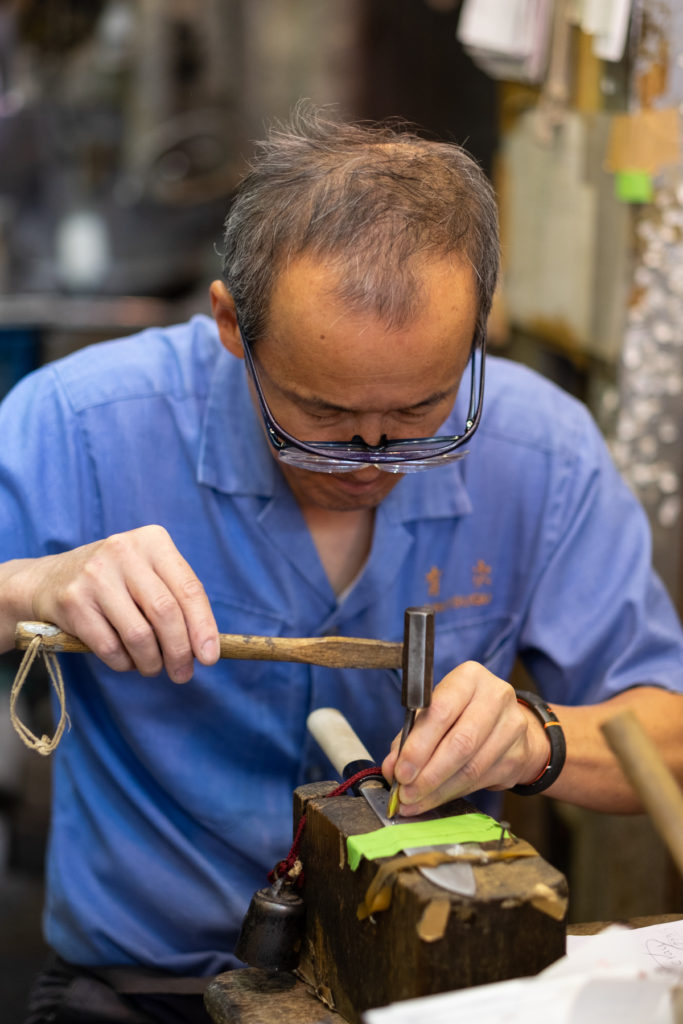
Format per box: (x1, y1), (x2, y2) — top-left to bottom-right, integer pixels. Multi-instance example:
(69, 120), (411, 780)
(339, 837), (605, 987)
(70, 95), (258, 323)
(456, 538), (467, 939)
(198, 345), (473, 519)
(198, 345), (278, 496)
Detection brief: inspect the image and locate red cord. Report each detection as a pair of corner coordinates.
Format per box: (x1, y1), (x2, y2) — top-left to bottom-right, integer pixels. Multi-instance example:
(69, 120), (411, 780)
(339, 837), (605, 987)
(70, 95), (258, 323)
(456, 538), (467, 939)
(268, 766), (382, 885)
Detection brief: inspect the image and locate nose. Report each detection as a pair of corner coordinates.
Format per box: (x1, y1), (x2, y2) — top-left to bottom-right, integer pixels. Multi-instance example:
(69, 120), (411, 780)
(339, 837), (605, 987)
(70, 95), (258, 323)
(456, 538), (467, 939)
(351, 414), (391, 449)
(351, 433), (390, 452)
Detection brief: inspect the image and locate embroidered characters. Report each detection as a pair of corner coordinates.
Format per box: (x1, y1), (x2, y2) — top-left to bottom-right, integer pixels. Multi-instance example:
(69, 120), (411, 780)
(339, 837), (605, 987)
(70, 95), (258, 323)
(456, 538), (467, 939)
(424, 559), (492, 612)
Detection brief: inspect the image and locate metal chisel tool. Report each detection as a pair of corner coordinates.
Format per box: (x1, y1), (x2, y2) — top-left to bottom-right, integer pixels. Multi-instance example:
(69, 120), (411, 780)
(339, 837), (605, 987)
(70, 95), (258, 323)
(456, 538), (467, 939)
(307, 707), (477, 897)
(387, 606), (434, 818)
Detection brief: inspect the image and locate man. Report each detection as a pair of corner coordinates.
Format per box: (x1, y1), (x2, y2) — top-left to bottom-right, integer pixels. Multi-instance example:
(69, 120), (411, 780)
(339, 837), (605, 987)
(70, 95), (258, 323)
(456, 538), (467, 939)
(1, 107), (683, 1023)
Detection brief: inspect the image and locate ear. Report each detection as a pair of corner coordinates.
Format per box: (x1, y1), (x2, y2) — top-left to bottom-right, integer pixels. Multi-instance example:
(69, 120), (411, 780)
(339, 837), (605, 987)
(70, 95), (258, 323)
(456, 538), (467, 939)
(209, 280), (244, 358)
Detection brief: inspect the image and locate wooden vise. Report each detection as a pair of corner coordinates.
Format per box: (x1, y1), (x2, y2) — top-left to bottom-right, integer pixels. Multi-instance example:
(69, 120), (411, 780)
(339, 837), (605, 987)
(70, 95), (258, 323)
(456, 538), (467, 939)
(206, 781), (567, 1024)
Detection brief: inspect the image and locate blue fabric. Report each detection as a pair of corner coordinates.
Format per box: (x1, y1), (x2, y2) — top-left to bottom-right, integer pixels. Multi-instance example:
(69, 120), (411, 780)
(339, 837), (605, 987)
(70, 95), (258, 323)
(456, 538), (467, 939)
(1, 314), (682, 975)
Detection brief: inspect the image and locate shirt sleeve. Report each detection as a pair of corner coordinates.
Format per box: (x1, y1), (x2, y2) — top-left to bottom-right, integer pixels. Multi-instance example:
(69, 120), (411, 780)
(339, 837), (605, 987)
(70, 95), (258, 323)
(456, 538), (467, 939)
(518, 403), (683, 706)
(0, 365), (96, 561)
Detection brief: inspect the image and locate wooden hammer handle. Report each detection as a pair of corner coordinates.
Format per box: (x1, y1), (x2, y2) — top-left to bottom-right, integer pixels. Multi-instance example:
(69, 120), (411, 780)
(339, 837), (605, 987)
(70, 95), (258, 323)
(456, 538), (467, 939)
(601, 709), (683, 878)
(15, 620), (403, 671)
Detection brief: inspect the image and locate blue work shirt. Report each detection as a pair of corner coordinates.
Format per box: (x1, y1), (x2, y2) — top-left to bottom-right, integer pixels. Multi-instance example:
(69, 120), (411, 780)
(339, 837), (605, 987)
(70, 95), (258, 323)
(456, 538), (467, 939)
(1, 314), (682, 975)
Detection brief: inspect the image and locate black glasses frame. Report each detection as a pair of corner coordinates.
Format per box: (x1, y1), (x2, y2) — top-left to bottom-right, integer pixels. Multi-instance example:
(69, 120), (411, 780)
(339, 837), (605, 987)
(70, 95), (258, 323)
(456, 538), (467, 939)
(237, 318), (486, 469)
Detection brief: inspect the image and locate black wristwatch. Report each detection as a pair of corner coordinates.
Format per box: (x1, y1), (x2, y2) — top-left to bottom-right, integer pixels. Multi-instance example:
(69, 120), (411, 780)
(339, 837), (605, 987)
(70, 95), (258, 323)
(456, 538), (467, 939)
(511, 690), (566, 796)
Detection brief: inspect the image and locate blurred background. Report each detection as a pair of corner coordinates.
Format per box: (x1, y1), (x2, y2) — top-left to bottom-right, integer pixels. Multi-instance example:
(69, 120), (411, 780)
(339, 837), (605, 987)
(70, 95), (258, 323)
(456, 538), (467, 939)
(0, 0), (682, 1017)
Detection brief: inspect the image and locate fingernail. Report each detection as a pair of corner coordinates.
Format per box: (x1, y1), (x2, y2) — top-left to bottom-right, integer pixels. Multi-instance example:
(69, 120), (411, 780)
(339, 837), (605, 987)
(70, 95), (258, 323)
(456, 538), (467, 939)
(174, 664), (193, 684)
(201, 637), (219, 663)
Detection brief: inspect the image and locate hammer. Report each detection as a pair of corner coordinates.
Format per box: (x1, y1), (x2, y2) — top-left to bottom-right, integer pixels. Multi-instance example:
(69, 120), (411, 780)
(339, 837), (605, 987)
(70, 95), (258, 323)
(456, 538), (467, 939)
(15, 620), (403, 671)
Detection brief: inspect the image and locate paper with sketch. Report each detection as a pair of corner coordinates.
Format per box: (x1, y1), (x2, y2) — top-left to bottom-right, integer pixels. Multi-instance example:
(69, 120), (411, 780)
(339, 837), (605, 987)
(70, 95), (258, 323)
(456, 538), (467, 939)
(363, 921), (683, 1024)
(554, 920), (683, 979)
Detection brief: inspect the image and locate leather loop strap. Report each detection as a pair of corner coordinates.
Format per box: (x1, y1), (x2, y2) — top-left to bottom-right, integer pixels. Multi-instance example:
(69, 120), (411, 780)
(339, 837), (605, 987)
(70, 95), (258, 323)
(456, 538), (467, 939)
(512, 690), (567, 796)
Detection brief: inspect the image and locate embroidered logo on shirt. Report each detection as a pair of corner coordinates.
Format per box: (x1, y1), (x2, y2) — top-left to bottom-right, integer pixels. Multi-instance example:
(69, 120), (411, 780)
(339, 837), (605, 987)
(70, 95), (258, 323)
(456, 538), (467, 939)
(472, 559), (492, 587)
(424, 557), (493, 613)
(425, 565), (443, 597)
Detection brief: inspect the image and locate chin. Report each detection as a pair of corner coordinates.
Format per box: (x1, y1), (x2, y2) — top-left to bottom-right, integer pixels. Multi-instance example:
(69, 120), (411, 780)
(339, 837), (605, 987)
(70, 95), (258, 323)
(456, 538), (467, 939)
(284, 467), (403, 511)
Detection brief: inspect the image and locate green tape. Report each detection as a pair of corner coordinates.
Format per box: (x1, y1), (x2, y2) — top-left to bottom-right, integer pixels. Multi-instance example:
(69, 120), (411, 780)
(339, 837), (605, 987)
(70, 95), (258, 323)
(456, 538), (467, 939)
(615, 169), (654, 204)
(346, 812), (508, 870)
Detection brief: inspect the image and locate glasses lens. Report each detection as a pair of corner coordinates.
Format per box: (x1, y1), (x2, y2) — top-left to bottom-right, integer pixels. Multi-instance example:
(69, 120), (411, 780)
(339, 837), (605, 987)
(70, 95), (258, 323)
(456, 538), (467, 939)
(278, 447), (469, 474)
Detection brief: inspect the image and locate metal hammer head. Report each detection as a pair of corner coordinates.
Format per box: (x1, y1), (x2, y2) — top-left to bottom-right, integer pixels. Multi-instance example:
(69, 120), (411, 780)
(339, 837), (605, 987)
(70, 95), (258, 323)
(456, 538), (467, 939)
(401, 606), (434, 710)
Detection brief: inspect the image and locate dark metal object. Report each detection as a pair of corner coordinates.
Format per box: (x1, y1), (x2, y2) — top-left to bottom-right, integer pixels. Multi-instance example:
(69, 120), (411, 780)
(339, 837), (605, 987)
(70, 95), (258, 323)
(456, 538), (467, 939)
(387, 606), (434, 817)
(401, 606), (434, 709)
(233, 880), (305, 971)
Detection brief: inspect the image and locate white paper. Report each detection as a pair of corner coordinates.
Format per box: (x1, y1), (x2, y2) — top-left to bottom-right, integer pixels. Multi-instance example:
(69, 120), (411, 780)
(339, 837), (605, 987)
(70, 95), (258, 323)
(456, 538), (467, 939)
(579, 0), (633, 62)
(362, 921), (683, 1024)
(456, 0), (553, 83)
(545, 921), (683, 980)
(457, 0), (538, 59)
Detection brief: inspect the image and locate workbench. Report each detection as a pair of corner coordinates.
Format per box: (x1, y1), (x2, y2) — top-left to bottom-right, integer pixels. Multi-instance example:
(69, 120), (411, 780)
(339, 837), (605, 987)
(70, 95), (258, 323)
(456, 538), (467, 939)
(204, 916), (683, 1024)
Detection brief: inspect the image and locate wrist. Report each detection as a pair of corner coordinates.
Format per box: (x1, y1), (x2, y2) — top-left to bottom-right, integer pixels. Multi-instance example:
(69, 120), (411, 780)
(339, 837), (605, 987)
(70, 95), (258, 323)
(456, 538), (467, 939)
(1, 559), (40, 645)
(518, 703), (552, 783)
(511, 690), (566, 796)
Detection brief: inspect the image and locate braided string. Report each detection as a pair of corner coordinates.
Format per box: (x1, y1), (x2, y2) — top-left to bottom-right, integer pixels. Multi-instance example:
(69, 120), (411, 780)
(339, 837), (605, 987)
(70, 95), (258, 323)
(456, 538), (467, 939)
(10, 635), (70, 755)
(268, 766), (382, 884)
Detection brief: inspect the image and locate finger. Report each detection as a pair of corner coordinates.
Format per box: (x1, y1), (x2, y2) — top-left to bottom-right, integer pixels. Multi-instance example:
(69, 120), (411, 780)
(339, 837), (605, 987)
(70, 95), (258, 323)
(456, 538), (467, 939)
(381, 746), (398, 784)
(150, 544), (219, 666)
(400, 702), (527, 814)
(104, 526), (214, 681)
(400, 727), (522, 815)
(51, 602), (137, 674)
(34, 558), (139, 674)
(381, 725), (405, 781)
(392, 666), (478, 786)
(125, 569), (196, 683)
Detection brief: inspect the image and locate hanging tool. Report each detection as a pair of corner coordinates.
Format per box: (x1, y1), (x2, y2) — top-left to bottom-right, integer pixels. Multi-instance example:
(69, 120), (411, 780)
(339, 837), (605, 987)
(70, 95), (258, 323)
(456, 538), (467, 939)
(387, 606), (434, 818)
(233, 872), (305, 971)
(15, 620), (402, 670)
(307, 707), (477, 897)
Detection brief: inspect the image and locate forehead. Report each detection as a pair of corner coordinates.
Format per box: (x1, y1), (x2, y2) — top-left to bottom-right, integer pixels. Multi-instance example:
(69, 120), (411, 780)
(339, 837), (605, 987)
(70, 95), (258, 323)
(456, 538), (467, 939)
(256, 257), (479, 409)
(265, 256), (478, 350)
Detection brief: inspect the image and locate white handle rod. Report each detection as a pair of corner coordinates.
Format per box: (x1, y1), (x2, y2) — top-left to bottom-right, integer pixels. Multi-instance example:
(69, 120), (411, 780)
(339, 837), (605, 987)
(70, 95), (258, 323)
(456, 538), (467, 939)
(307, 707), (373, 776)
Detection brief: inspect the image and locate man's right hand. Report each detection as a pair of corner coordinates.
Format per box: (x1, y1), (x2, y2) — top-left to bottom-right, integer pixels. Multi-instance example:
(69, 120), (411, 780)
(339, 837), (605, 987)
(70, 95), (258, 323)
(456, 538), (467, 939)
(2, 525), (220, 683)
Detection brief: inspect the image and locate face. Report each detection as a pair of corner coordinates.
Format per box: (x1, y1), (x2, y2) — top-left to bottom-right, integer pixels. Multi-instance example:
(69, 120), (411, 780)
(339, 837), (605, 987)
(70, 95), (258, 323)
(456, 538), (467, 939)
(212, 256), (479, 513)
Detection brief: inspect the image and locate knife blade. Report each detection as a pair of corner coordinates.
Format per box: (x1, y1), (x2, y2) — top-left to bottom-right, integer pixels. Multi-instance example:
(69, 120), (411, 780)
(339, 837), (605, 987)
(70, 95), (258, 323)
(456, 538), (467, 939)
(360, 783), (478, 897)
(307, 707), (477, 897)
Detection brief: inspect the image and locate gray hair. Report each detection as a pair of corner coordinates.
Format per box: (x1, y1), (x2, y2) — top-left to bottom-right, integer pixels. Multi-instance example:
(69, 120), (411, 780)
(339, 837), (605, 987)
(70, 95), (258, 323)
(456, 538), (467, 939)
(220, 104), (499, 341)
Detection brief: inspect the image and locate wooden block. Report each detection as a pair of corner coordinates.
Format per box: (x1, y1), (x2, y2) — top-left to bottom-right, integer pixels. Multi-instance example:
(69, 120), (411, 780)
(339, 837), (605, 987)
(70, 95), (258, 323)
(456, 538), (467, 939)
(294, 782), (567, 1024)
(204, 968), (346, 1024)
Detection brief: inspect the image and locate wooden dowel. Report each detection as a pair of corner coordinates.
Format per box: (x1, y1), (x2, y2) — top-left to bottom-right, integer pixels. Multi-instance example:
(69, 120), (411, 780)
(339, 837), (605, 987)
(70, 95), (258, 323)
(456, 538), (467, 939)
(601, 709), (683, 878)
(15, 620), (403, 670)
(307, 707), (374, 776)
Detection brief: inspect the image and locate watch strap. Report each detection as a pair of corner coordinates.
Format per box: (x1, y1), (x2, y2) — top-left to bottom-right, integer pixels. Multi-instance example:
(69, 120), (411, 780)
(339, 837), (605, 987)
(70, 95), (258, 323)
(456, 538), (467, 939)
(511, 690), (566, 796)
